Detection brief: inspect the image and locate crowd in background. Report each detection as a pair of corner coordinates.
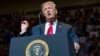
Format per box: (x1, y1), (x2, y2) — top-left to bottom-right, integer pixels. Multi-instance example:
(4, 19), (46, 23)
(59, 8), (100, 56)
(0, 7), (100, 56)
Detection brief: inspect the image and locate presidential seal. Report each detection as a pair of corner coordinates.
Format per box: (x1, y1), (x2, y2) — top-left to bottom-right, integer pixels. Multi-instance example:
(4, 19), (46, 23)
(26, 39), (49, 56)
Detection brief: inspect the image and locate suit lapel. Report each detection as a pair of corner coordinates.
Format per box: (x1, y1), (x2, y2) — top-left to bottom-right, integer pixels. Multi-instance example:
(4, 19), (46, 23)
(56, 22), (62, 33)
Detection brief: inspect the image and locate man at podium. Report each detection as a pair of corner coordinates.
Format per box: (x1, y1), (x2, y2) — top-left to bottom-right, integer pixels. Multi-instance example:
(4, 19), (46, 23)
(32, 1), (80, 53)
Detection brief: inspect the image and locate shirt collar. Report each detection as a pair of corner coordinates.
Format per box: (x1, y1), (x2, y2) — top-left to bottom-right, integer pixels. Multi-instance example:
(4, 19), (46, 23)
(46, 20), (58, 25)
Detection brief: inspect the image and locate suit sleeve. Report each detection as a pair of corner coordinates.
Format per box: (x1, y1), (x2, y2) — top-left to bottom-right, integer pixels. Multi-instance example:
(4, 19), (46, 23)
(68, 27), (80, 44)
(32, 26), (38, 35)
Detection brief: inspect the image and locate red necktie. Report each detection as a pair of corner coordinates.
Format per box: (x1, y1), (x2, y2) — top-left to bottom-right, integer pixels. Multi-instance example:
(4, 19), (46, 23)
(47, 22), (53, 35)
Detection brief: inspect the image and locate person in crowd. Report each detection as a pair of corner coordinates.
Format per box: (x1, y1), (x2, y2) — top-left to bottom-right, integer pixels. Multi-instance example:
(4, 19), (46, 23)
(18, 18), (32, 37)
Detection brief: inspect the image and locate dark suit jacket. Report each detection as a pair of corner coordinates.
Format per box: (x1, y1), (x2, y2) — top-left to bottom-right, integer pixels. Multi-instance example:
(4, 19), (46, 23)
(18, 31), (32, 37)
(32, 21), (79, 43)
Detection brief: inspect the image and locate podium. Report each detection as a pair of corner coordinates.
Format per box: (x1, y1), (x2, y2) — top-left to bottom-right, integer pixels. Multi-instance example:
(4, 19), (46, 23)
(9, 34), (76, 56)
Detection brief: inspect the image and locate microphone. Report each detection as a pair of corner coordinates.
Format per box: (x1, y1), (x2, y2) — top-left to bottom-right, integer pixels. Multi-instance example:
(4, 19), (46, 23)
(38, 12), (46, 24)
(38, 12), (42, 24)
(38, 12), (46, 35)
(38, 12), (42, 35)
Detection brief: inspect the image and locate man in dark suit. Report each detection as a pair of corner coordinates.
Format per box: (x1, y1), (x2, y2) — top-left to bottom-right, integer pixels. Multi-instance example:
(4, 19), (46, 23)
(32, 1), (80, 53)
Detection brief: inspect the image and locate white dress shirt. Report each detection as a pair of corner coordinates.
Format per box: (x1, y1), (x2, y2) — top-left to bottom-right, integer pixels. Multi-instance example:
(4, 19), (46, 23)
(44, 20), (58, 35)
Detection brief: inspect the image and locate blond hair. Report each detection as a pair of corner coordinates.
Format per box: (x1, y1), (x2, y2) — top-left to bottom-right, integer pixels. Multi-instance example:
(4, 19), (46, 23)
(41, 1), (56, 10)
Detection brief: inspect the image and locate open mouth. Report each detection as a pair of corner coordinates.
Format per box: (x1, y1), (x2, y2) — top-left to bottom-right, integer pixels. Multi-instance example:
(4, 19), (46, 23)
(47, 13), (51, 16)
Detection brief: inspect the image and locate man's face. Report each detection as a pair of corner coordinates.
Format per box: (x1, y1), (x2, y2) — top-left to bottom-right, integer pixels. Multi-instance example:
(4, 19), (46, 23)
(42, 4), (57, 21)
